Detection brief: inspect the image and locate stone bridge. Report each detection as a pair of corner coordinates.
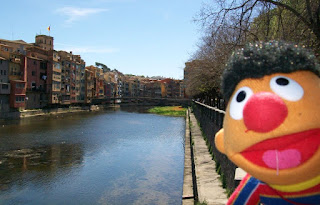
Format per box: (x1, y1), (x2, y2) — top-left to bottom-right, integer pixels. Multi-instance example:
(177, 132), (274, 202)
(92, 97), (191, 107)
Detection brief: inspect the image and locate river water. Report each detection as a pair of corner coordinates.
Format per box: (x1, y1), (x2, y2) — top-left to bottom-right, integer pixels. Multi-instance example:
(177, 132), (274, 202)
(0, 107), (185, 205)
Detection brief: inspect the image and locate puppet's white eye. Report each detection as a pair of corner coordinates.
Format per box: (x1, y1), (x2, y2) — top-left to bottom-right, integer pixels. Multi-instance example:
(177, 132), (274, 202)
(270, 76), (304, 101)
(229, 86), (253, 120)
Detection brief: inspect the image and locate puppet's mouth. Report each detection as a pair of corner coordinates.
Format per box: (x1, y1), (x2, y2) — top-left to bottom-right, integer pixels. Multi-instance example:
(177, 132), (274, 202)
(241, 129), (320, 171)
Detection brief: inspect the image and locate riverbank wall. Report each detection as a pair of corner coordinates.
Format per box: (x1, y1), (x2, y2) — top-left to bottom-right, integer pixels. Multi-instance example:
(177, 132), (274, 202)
(0, 104), (119, 120)
(183, 108), (228, 205)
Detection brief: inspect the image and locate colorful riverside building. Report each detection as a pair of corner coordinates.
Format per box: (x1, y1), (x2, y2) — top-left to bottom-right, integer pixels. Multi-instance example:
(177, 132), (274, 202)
(0, 34), (187, 113)
(59, 51), (86, 105)
(49, 50), (62, 105)
(0, 34), (88, 110)
(0, 42), (27, 111)
(103, 71), (117, 98)
(36, 35), (63, 106)
(85, 68), (94, 104)
(122, 75), (140, 97)
(85, 65), (105, 99)
(73, 55), (85, 104)
(160, 78), (183, 98)
(25, 46), (50, 109)
(59, 51), (72, 105)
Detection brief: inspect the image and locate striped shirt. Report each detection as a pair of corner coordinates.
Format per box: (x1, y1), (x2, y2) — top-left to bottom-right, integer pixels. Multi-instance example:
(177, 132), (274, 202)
(228, 174), (320, 205)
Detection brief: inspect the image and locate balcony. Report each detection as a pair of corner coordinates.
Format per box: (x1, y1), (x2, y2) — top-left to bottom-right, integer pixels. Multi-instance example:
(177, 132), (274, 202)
(27, 87), (46, 92)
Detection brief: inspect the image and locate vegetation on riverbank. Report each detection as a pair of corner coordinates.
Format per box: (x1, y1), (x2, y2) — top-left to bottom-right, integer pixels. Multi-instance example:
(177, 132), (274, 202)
(148, 106), (186, 117)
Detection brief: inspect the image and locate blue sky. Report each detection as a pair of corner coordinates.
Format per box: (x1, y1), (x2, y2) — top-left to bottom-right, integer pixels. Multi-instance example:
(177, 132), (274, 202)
(0, 0), (205, 79)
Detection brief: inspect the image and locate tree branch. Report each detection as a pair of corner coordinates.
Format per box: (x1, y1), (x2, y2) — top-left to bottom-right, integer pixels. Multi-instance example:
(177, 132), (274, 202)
(261, 0), (311, 27)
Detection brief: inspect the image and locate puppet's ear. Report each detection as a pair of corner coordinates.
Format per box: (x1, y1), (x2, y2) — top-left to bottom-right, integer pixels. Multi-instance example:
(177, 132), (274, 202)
(215, 129), (225, 154)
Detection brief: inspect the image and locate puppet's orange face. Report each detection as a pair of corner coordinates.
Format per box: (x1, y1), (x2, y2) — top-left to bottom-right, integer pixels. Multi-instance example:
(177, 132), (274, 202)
(215, 71), (320, 186)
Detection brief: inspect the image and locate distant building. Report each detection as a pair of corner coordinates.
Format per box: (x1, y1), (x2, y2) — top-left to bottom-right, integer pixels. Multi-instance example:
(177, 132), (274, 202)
(59, 51), (72, 105)
(0, 34), (187, 111)
(160, 78), (183, 98)
(73, 55), (85, 104)
(25, 46), (50, 109)
(49, 50), (62, 105)
(103, 72), (117, 98)
(35, 35), (54, 51)
(0, 43), (27, 110)
(0, 57), (10, 112)
(10, 79), (26, 109)
(0, 38), (31, 55)
(85, 68), (94, 104)
(145, 80), (161, 98)
(125, 76), (140, 97)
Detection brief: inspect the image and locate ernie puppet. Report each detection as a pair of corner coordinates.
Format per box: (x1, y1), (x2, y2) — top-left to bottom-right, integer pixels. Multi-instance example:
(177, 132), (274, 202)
(215, 41), (320, 204)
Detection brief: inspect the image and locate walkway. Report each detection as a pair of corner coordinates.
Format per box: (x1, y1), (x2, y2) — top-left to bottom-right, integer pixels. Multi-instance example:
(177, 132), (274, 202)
(183, 109), (228, 205)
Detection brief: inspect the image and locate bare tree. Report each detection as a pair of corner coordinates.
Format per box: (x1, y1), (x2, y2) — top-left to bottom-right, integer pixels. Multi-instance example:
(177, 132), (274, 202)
(186, 0), (320, 99)
(196, 0), (320, 54)
(185, 28), (236, 98)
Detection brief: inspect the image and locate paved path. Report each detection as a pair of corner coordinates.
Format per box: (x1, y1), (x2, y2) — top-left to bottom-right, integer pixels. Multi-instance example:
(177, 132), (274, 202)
(183, 109), (228, 205)
(182, 109), (194, 205)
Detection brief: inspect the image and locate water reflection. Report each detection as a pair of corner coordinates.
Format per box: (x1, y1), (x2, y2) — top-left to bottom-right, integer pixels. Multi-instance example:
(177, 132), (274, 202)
(0, 108), (185, 204)
(0, 144), (83, 191)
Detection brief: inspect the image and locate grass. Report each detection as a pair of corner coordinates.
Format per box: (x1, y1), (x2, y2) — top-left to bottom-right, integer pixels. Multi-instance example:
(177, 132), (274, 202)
(148, 106), (187, 117)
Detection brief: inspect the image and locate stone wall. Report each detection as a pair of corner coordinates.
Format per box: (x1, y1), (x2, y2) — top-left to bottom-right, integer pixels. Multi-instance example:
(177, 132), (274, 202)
(0, 104), (116, 120)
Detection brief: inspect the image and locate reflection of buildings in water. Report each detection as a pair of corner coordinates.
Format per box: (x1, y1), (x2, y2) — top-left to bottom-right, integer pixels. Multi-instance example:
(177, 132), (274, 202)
(0, 143), (84, 190)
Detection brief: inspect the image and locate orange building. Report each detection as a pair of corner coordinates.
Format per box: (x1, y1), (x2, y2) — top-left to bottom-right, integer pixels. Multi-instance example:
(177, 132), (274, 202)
(160, 78), (183, 98)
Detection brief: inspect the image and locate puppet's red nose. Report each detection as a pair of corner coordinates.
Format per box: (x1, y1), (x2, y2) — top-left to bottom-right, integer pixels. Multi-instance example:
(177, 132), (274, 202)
(243, 92), (288, 133)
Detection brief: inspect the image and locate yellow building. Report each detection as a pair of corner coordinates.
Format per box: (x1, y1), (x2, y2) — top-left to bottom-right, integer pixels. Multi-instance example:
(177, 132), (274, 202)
(35, 35), (54, 51)
(58, 51), (73, 105)
(85, 68), (94, 104)
(49, 50), (61, 104)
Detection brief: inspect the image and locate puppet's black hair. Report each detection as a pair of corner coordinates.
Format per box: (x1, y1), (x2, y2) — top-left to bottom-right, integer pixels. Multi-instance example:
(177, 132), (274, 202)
(221, 41), (320, 101)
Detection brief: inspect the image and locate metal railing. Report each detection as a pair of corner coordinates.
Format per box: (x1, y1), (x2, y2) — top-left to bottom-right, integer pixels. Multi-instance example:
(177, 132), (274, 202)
(192, 100), (237, 192)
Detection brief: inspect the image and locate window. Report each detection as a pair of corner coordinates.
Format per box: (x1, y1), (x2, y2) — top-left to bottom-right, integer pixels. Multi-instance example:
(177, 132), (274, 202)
(2, 84), (8, 89)
(2, 70), (5, 75)
(33, 60), (37, 65)
(54, 62), (61, 69)
(16, 84), (24, 89)
(15, 96), (25, 102)
(31, 82), (36, 88)
(0, 70), (2, 75)
(32, 71), (36, 76)
(40, 62), (47, 69)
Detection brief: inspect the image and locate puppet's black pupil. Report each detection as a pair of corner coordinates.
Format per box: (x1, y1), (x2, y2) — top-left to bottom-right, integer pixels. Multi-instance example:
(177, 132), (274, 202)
(236, 91), (246, 102)
(276, 77), (289, 86)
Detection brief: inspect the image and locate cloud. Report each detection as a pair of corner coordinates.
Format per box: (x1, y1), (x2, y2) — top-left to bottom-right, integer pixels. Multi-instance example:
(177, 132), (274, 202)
(56, 7), (108, 24)
(55, 43), (119, 54)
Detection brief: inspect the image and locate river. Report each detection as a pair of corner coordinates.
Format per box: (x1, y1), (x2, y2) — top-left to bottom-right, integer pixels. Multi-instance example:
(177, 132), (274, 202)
(0, 107), (185, 205)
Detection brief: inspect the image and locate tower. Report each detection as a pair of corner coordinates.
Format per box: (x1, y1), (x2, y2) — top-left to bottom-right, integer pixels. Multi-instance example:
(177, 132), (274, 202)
(35, 35), (54, 51)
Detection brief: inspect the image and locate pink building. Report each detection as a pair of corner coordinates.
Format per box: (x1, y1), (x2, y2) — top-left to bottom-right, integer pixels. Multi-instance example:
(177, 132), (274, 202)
(25, 46), (49, 109)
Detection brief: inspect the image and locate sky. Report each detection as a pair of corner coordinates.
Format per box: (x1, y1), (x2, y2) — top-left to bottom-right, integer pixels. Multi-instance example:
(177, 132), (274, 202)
(0, 0), (205, 79)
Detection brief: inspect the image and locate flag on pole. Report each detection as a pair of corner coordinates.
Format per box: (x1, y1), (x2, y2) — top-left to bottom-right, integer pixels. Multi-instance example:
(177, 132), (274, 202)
(47, 26), (51, 36)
